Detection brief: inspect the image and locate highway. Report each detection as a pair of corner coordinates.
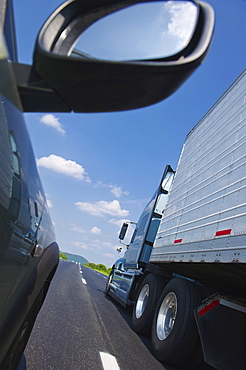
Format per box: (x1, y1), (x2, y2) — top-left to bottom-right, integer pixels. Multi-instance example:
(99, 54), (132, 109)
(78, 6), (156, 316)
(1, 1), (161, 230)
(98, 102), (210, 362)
(18, 261), (171, 370)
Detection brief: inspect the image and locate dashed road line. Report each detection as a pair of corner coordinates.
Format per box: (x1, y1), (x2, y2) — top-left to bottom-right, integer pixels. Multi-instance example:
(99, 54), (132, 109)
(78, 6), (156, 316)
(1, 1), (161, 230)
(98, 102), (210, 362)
(100, 352), (120, 370)
(81, 278), (87, 285)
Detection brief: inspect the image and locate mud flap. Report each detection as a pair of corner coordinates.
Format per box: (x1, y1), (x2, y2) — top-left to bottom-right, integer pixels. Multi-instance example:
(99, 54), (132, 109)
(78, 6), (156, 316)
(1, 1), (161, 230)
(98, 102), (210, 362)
(195, 295), (246, 370)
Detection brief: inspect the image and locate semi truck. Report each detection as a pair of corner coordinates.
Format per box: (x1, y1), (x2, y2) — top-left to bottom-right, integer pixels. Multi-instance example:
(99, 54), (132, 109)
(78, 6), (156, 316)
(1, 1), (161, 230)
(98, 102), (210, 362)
(106, 69), (246, 370)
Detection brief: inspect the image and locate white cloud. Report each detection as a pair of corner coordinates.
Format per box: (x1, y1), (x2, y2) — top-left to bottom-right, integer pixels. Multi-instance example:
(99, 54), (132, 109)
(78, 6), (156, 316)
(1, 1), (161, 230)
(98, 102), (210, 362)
(37, 154), (91, 182)
(92, 239), (101, 244)
(71, 226), (85, 234)
(72, 241), (89, 250)
(89, 240), (116, 250)
(163, 2), (197, 49)
(104, 253), (117, 259)
(46, 199), (53, 208)
(90, 226), (101, 235)
(75, 199), (129, 218)
(40, 114), (65, 135)
(94, 181), (129, 198)
(101, 241), (115, 249)
(108, 218), (130, 227)
(110, 186), (123, 197)
(44, 193), (53, 208)
(110, 186), (129, 197)
(89, 240), (102, 250)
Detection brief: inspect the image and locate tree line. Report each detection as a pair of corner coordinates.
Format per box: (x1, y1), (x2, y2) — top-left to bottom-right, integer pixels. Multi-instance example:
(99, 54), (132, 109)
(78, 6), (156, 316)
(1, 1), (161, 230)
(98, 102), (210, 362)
(59, 253), (111, 275)
(84, 262), (112, 275)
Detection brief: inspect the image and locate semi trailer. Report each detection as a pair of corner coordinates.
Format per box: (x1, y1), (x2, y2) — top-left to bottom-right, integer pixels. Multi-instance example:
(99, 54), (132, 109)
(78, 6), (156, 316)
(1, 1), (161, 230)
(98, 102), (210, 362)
(106, 70), (246, 370)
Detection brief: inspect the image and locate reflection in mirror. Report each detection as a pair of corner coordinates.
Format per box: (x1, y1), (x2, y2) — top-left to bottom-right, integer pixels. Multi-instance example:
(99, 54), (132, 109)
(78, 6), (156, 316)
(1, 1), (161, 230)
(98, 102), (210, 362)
(119, 223), (128, 240)
(72, 1), (198, 61)
(161, 171), (174, 192)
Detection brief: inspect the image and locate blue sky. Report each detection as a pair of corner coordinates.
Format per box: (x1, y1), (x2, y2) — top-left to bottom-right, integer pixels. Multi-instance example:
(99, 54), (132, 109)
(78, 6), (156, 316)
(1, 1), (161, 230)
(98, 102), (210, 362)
(76, 2), (198, 60)
(13, 0), (246, 267)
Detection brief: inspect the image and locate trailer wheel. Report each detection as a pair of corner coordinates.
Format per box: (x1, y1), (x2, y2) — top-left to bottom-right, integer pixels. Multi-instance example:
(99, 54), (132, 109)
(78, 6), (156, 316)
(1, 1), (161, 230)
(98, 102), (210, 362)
(151, 277), (201, 366)
(132, 273), (165, 336)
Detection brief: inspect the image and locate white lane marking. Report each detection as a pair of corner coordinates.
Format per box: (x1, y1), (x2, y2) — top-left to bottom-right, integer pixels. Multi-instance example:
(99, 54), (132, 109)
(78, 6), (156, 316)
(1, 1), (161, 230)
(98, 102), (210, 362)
(100, 352), (120, 370)
(80, 271), (82, 274)
(82, 278), (87, 285)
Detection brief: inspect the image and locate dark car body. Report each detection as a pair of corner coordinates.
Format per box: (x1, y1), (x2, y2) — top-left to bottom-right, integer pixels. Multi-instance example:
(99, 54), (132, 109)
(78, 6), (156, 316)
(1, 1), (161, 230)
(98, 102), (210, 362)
(0, 1), (59, 368)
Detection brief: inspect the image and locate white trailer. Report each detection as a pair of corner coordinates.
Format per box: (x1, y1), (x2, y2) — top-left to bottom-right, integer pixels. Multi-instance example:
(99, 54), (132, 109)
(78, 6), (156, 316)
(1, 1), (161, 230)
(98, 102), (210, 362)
(107, 70), (246, 369)
(152, 68), (246, 268)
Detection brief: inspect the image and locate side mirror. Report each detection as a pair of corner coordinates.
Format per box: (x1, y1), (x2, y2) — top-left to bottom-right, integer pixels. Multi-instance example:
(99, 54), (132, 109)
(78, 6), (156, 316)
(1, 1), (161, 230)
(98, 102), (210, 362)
(119, 223), (129, 241)
(15, 0), (214, 113)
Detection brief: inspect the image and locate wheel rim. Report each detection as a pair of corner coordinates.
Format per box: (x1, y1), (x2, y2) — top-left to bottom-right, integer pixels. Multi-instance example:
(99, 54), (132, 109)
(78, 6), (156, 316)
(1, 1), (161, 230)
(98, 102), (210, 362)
(135, 284), (149, 318)
(156, 292), (177, 340)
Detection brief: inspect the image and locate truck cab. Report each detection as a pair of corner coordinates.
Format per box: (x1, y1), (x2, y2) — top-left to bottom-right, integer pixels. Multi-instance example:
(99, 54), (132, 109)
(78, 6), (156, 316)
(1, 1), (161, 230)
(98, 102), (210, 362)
(105, 165), (175, 306)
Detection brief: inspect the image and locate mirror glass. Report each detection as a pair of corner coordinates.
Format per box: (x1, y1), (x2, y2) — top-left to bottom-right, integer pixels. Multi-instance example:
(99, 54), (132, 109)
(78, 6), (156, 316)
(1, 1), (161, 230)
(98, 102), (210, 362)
(72, 1), (198, 61)
(119, 223), (128, 240)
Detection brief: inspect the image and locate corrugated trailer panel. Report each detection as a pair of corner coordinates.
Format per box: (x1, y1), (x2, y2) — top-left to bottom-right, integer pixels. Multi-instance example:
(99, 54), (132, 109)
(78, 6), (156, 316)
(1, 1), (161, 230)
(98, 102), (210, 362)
(151, 70), (246, 263)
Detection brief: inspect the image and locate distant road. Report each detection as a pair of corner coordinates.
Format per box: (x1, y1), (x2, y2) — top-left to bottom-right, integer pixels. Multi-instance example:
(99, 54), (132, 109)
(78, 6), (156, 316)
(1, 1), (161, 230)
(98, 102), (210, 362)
(18, 261), (173, 369)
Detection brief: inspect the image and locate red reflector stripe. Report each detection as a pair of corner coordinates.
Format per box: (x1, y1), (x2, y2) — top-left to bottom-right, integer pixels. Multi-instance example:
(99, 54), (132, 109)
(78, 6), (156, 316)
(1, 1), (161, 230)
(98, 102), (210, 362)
(198, 299), (220, 317)
(174, 239), (182, 244)
(215, 229), (232, 237)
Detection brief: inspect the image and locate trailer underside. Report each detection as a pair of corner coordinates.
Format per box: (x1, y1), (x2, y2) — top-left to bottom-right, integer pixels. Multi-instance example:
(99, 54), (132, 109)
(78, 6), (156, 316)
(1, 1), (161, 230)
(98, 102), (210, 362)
(154, 262), (246, 297)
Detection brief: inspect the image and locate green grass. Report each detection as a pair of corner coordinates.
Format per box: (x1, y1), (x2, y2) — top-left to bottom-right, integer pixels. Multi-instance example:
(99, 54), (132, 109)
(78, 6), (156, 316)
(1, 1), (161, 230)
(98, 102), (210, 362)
(84, 263), (112, 276)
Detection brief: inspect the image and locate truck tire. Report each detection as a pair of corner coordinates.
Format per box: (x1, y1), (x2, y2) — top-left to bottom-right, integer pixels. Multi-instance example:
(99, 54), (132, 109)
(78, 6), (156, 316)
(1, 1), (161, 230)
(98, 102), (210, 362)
(151, 277), (201, 366)
(132, 273), (165, 336)
(105, 271), (113, 296)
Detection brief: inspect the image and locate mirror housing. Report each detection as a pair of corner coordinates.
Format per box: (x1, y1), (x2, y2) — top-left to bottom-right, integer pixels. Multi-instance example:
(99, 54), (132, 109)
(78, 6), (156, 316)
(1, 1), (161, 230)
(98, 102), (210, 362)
(15, 0), (214, 113)
(119, 223), (128, 241)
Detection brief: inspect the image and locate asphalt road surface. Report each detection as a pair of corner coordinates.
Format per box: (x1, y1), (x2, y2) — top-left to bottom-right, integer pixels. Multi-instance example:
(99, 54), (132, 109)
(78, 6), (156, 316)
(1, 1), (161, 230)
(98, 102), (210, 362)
(17, 261), (179, 370)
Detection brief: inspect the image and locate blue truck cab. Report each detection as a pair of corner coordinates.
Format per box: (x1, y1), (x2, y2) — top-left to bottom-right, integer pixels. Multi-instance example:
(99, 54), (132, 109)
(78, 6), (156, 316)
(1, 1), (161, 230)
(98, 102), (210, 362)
(105, 165), (175, 306)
